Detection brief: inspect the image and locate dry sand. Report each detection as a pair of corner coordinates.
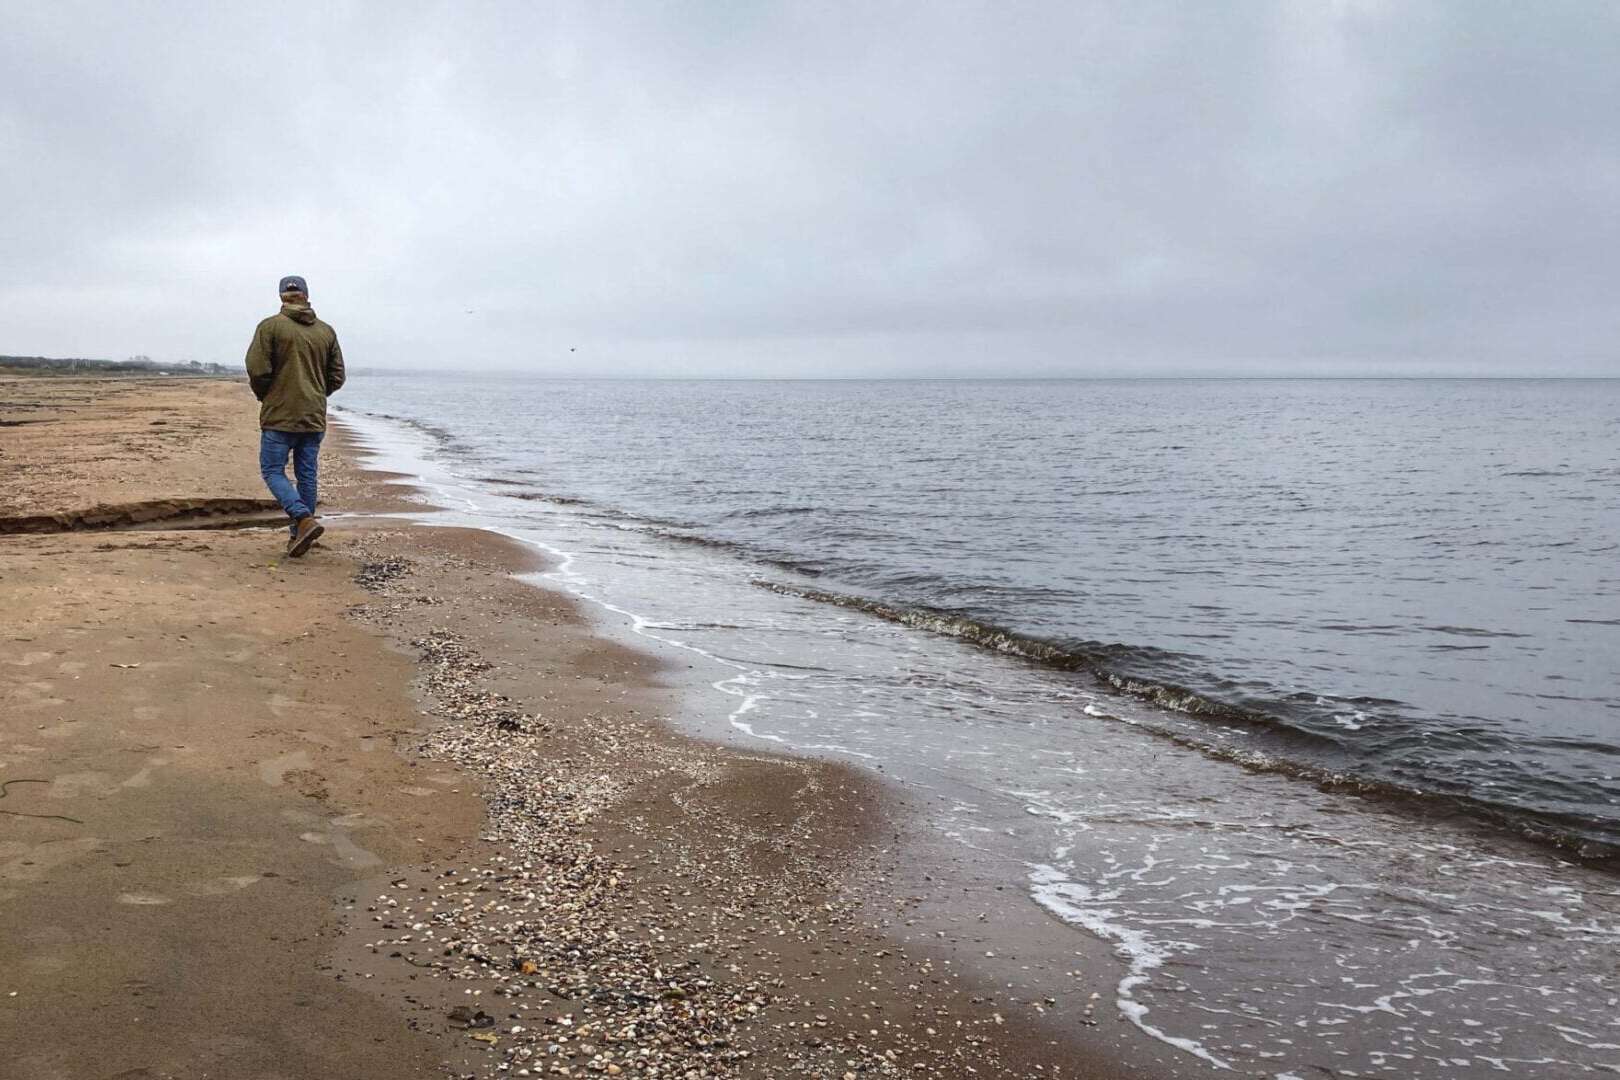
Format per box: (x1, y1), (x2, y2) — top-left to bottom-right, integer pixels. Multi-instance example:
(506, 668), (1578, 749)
(1, 374), (1153, 1079)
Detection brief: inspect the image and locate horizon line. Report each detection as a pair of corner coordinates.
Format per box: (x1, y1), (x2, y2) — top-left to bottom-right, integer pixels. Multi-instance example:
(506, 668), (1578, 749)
(344, 371), (1620, 382)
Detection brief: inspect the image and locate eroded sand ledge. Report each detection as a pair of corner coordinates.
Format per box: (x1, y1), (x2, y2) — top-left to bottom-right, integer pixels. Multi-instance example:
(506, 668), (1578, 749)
(0, 374), (1149, 1079)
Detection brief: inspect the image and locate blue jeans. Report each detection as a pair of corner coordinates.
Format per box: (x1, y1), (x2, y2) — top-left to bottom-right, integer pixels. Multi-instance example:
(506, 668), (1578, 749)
(260, 429), (324, 534)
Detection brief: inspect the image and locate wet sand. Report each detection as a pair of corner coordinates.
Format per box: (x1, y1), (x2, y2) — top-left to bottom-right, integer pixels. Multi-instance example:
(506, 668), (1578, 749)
(0, 374), (1152, 1078)
(0, 376), (488, 1078)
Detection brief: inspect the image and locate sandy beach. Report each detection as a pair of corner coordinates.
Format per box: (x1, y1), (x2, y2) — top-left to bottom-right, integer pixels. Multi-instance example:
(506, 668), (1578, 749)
(0, 373), (1149, 1079)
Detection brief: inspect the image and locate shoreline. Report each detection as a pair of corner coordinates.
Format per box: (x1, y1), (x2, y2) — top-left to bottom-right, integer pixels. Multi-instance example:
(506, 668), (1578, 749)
(326, 413), (1160, 1077)
(2, 375), (1148, 1077)
(329, 389), (1620, 1080)
(335, 402), (1620, 871)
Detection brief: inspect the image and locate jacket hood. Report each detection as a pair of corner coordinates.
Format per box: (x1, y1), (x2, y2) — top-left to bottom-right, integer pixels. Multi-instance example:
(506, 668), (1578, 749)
(280, 302), (318, 325)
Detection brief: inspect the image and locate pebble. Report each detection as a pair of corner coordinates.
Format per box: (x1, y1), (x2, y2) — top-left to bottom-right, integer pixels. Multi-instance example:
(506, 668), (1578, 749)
(346, 536), (1062, 1079)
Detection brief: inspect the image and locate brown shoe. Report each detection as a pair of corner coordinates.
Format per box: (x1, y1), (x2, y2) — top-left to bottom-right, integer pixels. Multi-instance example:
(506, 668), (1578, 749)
(287, 516), (325, 558)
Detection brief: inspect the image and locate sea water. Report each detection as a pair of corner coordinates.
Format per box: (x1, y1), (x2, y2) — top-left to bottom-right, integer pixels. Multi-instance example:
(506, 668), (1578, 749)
(338, 377), (1620, 1078)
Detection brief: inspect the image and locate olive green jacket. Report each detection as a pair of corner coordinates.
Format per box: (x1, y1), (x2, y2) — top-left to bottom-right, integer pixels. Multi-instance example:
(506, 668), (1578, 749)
(244, 303), (346, 432)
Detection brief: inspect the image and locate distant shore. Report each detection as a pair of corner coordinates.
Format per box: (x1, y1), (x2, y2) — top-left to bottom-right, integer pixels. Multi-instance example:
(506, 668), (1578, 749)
(0, 373), (1148, 1078)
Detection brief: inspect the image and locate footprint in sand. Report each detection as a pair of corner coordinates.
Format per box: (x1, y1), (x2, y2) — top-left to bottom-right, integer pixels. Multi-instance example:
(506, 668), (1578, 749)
(119, 758), (168, 788)
(44, 771), (117, 799)
(218, 633), (258, 664)
(0, 839), (104, 883)
(285, 809), (382, 868)
(257, 750), (312, 786)
(186, 874), (263, 897)
(10, 680), (67, 709)
(21, 953), (70, 974)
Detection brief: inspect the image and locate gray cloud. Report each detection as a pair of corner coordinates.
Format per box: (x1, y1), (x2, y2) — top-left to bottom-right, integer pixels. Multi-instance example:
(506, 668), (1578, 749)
(2, 1), (1617, 376)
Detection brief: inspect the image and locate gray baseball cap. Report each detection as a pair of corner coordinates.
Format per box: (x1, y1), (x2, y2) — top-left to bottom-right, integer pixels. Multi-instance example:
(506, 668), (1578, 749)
(278, 275), (308, 294)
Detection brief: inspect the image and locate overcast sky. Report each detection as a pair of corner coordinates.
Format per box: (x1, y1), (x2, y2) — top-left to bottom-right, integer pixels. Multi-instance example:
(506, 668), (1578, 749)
(3, 2), (1617, 376)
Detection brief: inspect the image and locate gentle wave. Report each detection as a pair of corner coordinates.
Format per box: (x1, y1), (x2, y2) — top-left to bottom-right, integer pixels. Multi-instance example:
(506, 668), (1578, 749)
(753, 578), (1620, 867)
(364, 393), (1620, 874)
(449, 465), (1620, 865)
(443, 452), (1620, 865)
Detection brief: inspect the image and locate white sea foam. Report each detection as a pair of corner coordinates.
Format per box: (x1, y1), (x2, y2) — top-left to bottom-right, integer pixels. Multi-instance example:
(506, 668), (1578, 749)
(1332, 710), (1368, 730)
(1029, 864), (1232, 1070)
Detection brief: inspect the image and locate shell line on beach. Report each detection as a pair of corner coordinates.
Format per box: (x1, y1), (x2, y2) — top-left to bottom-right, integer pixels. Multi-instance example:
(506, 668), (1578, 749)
(338, 534), (1067, 1079)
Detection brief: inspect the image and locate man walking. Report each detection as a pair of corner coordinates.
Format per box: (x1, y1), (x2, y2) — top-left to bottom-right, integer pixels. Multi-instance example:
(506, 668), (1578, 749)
(245, 274), (345, 557)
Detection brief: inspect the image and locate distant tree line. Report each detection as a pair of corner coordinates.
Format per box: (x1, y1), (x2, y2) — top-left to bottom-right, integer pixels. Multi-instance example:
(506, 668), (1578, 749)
(0, 355), (231, 376)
